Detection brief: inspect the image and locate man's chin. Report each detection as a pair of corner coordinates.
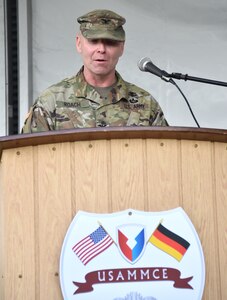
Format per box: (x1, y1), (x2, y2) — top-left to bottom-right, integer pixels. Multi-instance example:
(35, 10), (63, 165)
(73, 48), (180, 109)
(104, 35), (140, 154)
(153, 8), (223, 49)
(92, 68), (113, 76)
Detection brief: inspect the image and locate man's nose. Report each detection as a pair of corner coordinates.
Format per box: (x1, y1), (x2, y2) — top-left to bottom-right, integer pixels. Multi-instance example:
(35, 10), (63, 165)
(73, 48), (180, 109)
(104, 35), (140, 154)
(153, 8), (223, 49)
(97, 41), (106, 52)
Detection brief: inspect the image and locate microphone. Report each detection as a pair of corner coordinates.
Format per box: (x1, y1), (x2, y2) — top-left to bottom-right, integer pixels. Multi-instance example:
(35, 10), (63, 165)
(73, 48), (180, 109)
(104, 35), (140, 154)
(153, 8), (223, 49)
(138, 57), (169, 79)
(138, 57), (200, 127)
(138, 57), (227, 87)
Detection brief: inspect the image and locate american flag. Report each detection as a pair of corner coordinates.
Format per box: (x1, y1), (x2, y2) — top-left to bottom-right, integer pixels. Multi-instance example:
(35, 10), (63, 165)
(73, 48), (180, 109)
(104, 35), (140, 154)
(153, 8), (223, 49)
(72, 226), (114, 265)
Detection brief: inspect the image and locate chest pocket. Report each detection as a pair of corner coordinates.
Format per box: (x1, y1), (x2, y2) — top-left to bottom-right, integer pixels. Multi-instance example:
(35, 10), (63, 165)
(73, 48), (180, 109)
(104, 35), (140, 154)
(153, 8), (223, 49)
(55, 105), (96, 129)
(95, 102), (145, 127)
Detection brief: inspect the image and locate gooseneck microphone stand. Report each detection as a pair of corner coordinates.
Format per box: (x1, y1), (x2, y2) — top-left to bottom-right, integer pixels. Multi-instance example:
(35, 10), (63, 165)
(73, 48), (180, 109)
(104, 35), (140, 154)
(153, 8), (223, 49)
(138, 57), (227, 128)
(164, 72), (227, 87)
(160, 71), (227, 128)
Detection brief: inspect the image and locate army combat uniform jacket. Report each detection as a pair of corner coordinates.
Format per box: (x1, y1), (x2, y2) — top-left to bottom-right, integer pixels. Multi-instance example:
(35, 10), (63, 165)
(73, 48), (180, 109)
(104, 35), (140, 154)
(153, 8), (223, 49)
(22, 68), (168, 133)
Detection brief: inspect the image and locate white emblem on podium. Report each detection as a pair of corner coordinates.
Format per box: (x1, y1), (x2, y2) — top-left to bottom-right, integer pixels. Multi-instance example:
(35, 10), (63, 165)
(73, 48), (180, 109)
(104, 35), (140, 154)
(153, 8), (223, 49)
(60, 208), (205, 299)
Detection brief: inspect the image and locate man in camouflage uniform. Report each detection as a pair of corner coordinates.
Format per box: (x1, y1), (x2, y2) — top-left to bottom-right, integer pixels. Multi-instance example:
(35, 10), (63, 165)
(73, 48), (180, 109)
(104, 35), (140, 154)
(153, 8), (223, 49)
(22, 9), (168, 133)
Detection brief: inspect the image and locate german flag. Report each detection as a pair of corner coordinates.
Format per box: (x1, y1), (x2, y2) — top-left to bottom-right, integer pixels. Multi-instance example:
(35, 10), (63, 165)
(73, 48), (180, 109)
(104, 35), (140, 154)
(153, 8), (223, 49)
(149, 223), (190, 261)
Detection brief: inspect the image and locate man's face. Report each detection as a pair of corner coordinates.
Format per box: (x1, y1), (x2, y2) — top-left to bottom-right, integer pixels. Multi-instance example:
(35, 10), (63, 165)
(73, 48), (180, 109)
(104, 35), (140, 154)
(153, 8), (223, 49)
(76, 34), (124, 77)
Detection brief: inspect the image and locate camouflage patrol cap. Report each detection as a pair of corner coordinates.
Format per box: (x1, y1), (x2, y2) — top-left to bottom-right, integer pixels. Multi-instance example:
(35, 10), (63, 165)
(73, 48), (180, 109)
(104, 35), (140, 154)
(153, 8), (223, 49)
(77, 9), (126, 41)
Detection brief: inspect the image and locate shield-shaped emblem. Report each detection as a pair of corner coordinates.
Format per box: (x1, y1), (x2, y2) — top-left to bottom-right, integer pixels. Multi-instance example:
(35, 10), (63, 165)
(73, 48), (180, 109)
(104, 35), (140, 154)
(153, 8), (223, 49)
(117, 224), (145, 264)
(60, 208), (205, 300)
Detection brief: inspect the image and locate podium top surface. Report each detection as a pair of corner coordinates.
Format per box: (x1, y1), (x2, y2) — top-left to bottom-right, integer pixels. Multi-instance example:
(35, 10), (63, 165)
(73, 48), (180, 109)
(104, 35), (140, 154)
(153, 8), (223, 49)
(0, 126), (227, 156)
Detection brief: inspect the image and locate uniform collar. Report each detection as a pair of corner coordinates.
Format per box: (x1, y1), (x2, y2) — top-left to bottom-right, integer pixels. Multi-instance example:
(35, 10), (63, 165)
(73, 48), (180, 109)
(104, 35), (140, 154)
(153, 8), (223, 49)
(73, 67), (129, 105)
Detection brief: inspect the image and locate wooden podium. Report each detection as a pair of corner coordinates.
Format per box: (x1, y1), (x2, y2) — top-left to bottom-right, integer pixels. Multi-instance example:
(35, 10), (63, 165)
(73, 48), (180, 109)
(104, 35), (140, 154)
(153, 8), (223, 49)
(0, 127), (226, 299)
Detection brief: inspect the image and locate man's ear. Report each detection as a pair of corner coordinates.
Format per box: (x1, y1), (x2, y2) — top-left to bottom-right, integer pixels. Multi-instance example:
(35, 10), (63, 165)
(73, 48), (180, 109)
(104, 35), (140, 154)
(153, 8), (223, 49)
(76, 34), (82, 53)
(119, 41), (125, 57)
